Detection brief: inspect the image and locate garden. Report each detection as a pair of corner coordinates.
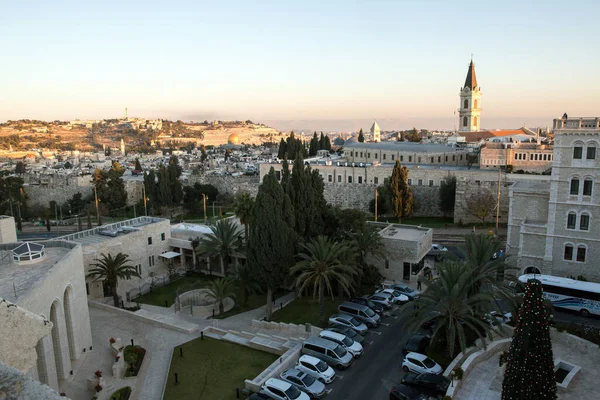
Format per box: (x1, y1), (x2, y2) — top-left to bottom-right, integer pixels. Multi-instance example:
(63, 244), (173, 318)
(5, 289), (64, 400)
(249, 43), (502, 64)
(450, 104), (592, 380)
(134, 273), (217, 307)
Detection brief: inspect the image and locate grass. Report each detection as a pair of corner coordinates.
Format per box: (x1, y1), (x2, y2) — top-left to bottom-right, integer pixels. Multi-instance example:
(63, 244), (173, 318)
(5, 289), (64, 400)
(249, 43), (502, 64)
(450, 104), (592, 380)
(124, 345), (146, 377)
(214, 289), (289, 319)
(164, 337), (278, 400)
(109, 386), (131, 400)
(269, 296), (342, 328)
(135, 273), (218, 307)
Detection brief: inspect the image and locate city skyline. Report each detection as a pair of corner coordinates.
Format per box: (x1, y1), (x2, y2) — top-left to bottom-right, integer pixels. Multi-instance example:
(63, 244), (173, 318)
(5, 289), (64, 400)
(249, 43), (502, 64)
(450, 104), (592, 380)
(2, 0), (599, 130)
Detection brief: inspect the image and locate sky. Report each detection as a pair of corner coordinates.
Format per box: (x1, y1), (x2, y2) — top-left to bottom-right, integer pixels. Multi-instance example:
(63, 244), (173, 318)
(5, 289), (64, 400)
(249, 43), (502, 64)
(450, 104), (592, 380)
(1, 0), (599, 131)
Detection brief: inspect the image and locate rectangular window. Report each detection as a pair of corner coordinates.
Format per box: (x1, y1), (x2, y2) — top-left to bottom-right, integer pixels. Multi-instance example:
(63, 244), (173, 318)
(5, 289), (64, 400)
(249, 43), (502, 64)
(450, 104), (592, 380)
(418, 157), (422, 163)
(337, 175), (342, 182)
(564, 245), (573, 260)
(530, 154), (533, 160)
(400, 155), (403, 162)
(445, 156), (448, 162)
(374, 153), (378, 159)
(391, 155), (395, 161)
(431, 157), (434, 163)
(452, 155), (455, 161)
(580, 214), (590, 230)
(570, 179), (579, 195)
(418, 179), (423, 186)
(438, 156), (441, 163)
(573, 147), (583, 159)
(460, 155), (463, 161)
(358, 176), (363, 184)
(374, 177), (379, 184)
(350, 151), (354, 157)
(583, 180), (593, 196)
(409, 156), (412, 162)
(148, 255), (152, 266)
(429, 180), (434, 187)
(514, 153), (518, 160)
(567, 213), (576, 229)
(367, 153), (370, 158)
(152, 255), (155, 265)
(577, 247), (586, 262)
(534, 154), (538, 161)
(408, 178), (412, 185)
(360, 152), (363, 157)
(328, 175), (332, 182)
(587, 147), (596, 160)
(148, 237), (152, 245)
(383, 154), (386, 160)
(161, 233), (165, 241)
(348, 176), (352, 183)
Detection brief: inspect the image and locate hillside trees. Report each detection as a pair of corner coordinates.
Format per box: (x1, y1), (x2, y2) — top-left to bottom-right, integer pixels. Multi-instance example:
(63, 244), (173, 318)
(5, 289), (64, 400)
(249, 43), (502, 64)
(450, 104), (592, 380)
(277, 132), (306, 160)
(92, 162), (127, 213)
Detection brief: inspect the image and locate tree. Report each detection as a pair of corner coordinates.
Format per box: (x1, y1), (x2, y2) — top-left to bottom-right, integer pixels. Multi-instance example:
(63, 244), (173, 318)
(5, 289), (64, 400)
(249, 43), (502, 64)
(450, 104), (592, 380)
(369, 185), (390, 217)
(439, 176), (457, 217)
(466, 189), (495, 225)
(309, 132), (319, 157)
(86, 253), (140, 307)
(63, 161), (72, 169)
(277, 138), (287, 159)
(183, 183), (218, 216)
(15, 161), (26, 174)
(290, 236), (358, 325)
(247, 168), (296, 319)
(233, 192), (255, 241)
(92, 163), (127, 213)
(389, 160), (414, 222)
(357, 129), (365, 143)
(194, 218), (243, 276)
(502, 279), (557, 400)
(205, 277), (237, 315)
(348, 226), (387, 292)
(135, 158), (142, 171)
(231, 263), (261, 307)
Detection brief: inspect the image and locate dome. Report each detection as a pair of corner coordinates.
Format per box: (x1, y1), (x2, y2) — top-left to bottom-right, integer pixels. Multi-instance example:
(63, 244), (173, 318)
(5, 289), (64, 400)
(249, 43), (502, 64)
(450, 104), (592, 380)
(227, 133), (240, 145)
(333, 137), (345, 146)
(12, 242), (45, 264)
(344, 136), (359, 144)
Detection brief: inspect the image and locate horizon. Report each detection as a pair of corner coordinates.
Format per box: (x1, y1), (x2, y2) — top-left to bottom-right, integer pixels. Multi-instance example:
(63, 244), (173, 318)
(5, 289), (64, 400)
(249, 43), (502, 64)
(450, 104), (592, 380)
(2, 1), (599, 131)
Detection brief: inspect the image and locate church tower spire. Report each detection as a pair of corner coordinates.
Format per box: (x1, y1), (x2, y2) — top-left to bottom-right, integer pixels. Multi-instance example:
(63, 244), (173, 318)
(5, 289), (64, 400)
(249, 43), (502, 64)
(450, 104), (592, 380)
(458, 59), (481, 132)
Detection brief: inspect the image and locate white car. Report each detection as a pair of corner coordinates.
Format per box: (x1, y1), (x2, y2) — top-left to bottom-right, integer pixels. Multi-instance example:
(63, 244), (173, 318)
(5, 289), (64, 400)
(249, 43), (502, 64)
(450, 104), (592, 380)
(402, 352), (443, 375)
(368, 293), (394, 309)
(296, 355), (335, 384)
(486, 311), (512, 326)
(319, 330), (363, 358)
(375, 288), (409, 304)
(261, 378), (310, 400)
(431, 244), (448, 252)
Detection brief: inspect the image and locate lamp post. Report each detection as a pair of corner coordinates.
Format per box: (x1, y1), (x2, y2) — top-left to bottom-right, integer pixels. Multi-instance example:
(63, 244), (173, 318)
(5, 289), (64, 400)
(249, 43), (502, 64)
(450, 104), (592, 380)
(201, 194), (207, 223)
(374, 188), (378, 222)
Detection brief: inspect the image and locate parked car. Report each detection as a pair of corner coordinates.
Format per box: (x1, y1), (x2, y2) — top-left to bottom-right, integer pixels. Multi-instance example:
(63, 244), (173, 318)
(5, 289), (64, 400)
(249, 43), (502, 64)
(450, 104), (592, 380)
(319, 330), (363, 358)
(328, 314), (368, 335)
(375, 288), (409, 304)
(247, 392), (273, 400)
(389, 384), (428, 400)
(401, 372), (451, 399)
(485, 310), (512, 326)
(402, 334), (430, 356)
(296, 355), (335, 384)
(302, 337), (354, 370)
(338, 301), (381, 328)
(325, 326), (365, 344)
(351, 297), (384, 315)
(402, 352), (443, 375)
(389, 283), (420, 300)
(368, 293), (394, 309)
(280, 368), (327, 398)
(261, 378), (310, 400)
(431, 244), (448, 252)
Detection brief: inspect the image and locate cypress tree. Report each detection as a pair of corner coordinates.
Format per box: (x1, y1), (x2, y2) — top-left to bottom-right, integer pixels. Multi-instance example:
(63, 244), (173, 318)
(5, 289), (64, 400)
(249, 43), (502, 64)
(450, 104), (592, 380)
(390, 160), (414, 223)
(135, 158), (142, 171)
(358, 129), (365, 143)
(247, 168), (296, 319)
(309, 132), (319, 156)
(318, 132), (326, 150)
(277, 138), (287, 159)
(502, 279), (557, 400)
(324, 135), (332, 151)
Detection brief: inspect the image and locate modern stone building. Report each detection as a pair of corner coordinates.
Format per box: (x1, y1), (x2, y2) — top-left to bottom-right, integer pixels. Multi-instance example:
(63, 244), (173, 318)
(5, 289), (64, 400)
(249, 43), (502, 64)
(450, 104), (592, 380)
(480, 141), (554, 173)
(507, 116), (600, 282)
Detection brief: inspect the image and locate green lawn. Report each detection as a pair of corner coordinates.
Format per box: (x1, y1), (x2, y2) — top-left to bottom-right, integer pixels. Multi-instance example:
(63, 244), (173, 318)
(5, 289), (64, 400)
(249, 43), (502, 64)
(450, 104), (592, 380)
(270, 296), (342, 328)
(135, 274), (218, 307)
(164, 338), (278, 400)
(214, 289), (289, 319)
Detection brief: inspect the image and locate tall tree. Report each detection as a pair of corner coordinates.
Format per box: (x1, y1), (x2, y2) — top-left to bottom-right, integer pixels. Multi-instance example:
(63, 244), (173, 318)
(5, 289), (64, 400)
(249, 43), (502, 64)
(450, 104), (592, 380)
(309, 132), (319, 157)
(86, 253), (140, 307)
(357, 129), (365, 143)
(92, 162), (127, 213)
(502, 279), (557, 400)
(233, 192), (255, 241)
(290, 236), (358, 326)
(287, 153), (324, 239)
(14, 161), (26, 174)
(135, 158), (142, 171)
(231, 263), (261, 307)
(465, 189), (495, 225)
(195, 218), (243, 276)
(247, 168), (296, 319)
(439, 176), (457, 217)
(277, 138), (287, 160)
(389, 160), (414, 223)
(318, 132), (327, 150)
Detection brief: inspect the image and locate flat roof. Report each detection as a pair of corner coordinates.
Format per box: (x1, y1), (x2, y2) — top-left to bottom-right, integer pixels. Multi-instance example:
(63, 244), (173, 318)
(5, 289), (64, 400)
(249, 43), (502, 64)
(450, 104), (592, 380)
(343, 141), (464, 153)
(373, 223), (430, 241)
(58, 217), (167, 245)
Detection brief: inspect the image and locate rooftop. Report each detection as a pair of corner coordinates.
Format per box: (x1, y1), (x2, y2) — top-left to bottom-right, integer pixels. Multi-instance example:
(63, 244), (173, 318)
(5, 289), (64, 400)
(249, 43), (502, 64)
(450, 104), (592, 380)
(373, 223), (431, 241)
(58, 216), (167, 245)
(171, 222), (214, 240)
(343, 141), (462, 153)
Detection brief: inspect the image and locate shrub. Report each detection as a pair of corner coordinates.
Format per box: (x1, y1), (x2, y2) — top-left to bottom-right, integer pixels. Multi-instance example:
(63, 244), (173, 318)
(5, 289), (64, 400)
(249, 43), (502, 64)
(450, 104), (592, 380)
(124, 345), (146, 377)
(94, 370), (102, 378)
(109, 337), (116, 344)
(110, 386), (132, 400)
(452, 367), (464, 380)
(95, 384), (103, 392)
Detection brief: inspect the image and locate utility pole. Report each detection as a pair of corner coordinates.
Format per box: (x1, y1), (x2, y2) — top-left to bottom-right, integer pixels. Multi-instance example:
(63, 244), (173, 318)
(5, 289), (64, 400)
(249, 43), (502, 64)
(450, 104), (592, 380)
(94, 185), (101, 226)
(495, 164), (501, 232)
(374, 188), (378, 222)
(55, 203), (60, 236)
(201, 194), (207, 223)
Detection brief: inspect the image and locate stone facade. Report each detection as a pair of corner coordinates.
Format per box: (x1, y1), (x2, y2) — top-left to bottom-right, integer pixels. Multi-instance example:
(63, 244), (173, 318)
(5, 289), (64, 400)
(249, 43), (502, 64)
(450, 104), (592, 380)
(480, 142), (553, 173)
(187, 174), (259, 200)
(0, 216), (17, 243)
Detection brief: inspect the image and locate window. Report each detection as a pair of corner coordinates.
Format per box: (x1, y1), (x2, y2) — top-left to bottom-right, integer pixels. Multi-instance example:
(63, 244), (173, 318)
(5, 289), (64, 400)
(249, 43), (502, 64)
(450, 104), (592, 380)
(374, 153), (378, 159)
(445, 156), (448, 162)
(570, 178), (580, 195)
(418, 157), (422, 163)
(147, 237), (153, 245)
(583, 179), (593, 196)
(567, 212), (576, 229)
(474, 116), (478, 126)
(328, 175), (332, 182)
(580, 213), (590, 230)
(358, 176), (363, 184)
(463, 116), (468, 127)
(534, 154), (538, 161)
(530, 154), (533, 160)
(391, 155), (395, 161)
(161, 233), (165, 241)
(374, 177), (379, 184)
(383, 154), (386, 160)
(337, 175), (342, 183)
(418, 179), (423, 186)
(360, 152), (363, 157)
(350, 151), (353, 157)
(148, 255), (152, 266)
(409, 156), (412, 162)
(367, 153), (370, 158)
(429, 180), (434, 187)
(564, 245), (573, 260)
(408, 179), (412, 185)
(452, 155), (456, 161)
(463, 99), (468, 109)
(460, 155), (463, 161)
(348, 176), (352, 183)
(514, 153), (518, 160)
(431, 157), (434, 163)
(573, 146), (583, 159)
(587, 146), (596, 160)
(577, 246), (586, 262)
(400, 155), (403, 162)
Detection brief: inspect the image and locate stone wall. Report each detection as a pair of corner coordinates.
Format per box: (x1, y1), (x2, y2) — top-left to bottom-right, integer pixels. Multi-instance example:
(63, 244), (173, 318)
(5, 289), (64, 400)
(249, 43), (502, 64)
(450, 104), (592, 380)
(187, 175), (259, 200)
(454, 178), (511, 225)
(25, 185), (90, 209)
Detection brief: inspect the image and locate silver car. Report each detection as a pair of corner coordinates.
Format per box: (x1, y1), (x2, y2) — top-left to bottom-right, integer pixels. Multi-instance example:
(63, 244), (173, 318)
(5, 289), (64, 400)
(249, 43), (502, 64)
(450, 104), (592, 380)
(280, 368), (327, 398)
(328, 313), (368, 335)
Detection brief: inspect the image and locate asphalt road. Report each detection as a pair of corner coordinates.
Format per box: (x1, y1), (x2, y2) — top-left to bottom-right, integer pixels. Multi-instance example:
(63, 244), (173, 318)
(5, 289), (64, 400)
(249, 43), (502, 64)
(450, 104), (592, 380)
(326, 306), (411, 400)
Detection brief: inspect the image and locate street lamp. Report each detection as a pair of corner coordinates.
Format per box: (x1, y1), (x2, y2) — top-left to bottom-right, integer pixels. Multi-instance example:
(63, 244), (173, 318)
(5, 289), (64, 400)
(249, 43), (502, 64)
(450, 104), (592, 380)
(201, 194), (207, 223)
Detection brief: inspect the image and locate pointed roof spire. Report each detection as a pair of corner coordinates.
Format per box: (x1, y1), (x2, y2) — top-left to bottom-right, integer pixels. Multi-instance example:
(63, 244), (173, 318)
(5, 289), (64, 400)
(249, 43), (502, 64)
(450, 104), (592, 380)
(463, 59), (478, 90)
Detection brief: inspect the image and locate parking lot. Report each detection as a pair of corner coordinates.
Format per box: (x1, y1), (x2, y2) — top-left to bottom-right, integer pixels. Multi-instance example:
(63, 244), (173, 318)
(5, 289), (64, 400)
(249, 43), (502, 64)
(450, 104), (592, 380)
(325, 305), (412, 400)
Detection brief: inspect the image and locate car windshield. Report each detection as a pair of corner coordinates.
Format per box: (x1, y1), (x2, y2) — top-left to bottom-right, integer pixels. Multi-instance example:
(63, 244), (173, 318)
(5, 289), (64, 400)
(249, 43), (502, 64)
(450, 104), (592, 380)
(422, 357), (436, 368)
(315, 360), (328, 372)
(343, 329), (357, 338)
(365, 300), (377, 308)
(301, 374), (316, 386)
(333, 345), (348, 358)
(349, 317), (361, 326)
(364, 307), (376, 317)
(285, 384), (302, 399)
(403, 286), (414, 293)
(342, 336), (353, 347)
(392, 290), (402, 297)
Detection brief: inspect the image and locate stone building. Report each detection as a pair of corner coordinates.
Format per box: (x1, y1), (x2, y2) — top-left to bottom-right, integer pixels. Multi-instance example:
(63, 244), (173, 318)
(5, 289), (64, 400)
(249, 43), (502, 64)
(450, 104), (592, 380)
(459, 59), (482, 132)
(370, 121), (381, 142)
(0, 219), (92, 393)
(507, 116), (600, 282)
(58, 217), (172, 302)
(480, 141), (554, 172)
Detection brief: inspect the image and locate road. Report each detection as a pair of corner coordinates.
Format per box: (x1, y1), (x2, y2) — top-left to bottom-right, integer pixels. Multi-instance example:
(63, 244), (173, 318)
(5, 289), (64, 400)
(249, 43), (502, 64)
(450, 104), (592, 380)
(327, 306), (411, 400)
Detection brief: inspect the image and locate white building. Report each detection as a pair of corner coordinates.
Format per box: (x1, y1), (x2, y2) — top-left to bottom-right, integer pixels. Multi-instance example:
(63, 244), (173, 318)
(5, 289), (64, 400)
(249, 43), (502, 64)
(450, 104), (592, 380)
(370, 121), (381, 142)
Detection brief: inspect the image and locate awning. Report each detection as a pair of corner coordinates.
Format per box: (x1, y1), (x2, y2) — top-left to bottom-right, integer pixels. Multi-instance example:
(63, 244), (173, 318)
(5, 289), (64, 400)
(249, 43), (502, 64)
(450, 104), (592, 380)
(159, 251), (181, 259)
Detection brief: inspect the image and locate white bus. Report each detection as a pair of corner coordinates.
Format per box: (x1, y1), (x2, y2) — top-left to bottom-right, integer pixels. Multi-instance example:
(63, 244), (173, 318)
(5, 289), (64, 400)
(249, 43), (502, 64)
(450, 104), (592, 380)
(518, 274), (600, 317)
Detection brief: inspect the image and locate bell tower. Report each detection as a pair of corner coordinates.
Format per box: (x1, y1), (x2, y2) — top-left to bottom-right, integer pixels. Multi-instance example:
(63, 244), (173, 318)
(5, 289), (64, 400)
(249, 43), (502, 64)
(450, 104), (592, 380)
(458, 59), (481, 132)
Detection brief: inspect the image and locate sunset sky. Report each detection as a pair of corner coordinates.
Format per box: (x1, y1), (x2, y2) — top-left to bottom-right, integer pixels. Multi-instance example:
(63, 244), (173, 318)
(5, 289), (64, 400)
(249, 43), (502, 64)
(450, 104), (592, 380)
(2, 0), (599, 131)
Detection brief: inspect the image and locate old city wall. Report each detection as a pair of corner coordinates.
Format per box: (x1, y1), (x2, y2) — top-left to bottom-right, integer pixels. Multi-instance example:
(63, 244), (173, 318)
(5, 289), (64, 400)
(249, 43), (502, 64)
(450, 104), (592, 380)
(25, 185), (90, 208)
(187, 175), (260, 200)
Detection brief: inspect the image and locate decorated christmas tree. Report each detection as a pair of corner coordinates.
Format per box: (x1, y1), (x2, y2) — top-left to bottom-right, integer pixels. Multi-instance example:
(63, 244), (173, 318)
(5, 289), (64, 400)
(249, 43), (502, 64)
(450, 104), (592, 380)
(501, 278), (557, 399)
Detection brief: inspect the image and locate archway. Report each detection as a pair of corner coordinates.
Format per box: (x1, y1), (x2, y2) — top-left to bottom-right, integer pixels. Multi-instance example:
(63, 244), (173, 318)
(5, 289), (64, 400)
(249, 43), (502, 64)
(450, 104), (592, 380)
(49, 300), (70, 380)
(35, 338), (49, 386)
(63, 286), (76, 360)
(524, 267), (541, 275)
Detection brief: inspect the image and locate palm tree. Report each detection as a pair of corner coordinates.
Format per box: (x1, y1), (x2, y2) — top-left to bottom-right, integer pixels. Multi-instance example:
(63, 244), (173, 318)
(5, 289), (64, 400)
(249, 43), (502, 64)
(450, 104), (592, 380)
(398, 260), (497, 358)
(232, 263), (261, 307)
(348, 226), (387, 293)
(290, 236), (359, 325)
(233, 192), (255, 242)
(195, 218), (243, 276)
(86, 253), (140, 307)
(205, 277), (237, 315)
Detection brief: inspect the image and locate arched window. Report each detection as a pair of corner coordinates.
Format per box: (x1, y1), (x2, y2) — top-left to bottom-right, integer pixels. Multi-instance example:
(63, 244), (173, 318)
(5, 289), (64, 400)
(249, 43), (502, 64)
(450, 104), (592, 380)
(463, 99), (468, 109)
(463, 116), (468, 127)
(580, 213), (590, 230)
(583, 178), (593, 196)
(570, 178), (580, 195)
(567, 212), (577, 229)
(564, 244), (574, 260)
(474, 116), (478, 127)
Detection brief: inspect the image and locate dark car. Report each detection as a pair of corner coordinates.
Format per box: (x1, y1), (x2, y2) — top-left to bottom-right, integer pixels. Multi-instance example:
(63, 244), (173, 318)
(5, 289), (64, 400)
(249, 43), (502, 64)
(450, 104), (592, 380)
(325, 325), (365, 344)
(401, 372), (451, 398)
(402, 334), (430, 355)
(351, 297), (384, 315)
(247, 392), (273, 400)
(389, 384), (428, 400)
